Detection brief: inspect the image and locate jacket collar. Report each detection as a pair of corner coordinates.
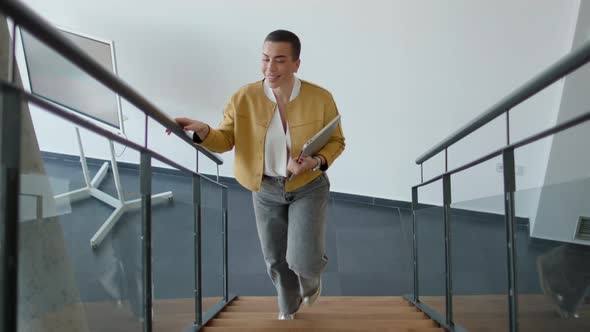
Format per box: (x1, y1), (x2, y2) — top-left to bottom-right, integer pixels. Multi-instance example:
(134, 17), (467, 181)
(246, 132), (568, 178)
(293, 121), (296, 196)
(263, 76), (301, 103)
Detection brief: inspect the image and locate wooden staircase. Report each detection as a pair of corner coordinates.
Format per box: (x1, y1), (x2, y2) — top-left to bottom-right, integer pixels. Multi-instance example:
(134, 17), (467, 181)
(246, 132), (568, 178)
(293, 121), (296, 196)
(78, 294), (590, 331)
(200, 296), (442, 332)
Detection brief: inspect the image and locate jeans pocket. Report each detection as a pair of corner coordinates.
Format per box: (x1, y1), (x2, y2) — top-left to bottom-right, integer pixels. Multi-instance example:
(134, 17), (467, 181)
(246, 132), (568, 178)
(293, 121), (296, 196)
(321, 173), (331, 187)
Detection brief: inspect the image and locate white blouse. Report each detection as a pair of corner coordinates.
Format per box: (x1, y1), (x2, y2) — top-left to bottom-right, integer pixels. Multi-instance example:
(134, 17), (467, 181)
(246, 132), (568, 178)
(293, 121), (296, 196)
(263, 77), (301, 177)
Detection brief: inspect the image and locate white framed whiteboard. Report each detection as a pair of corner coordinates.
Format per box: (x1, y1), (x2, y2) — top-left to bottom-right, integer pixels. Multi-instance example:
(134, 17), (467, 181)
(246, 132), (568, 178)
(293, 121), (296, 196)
(18, 25), (125, 134)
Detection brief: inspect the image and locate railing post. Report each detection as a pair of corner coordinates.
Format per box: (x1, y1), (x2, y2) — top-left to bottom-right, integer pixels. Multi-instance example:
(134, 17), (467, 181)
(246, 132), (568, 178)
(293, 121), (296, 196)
(1, 85), (22, 332)
(193, 170), (202, 326)
(411, 186), (419, 302)
(420, 163), (424, 183)
(140, 151), (153, 332)
(503, 148), (518, 332)
(442, 174), (453, 326)
(506, 110), (511, 145)
(222, 187), (229, 302)
(8, 22), (17, 83)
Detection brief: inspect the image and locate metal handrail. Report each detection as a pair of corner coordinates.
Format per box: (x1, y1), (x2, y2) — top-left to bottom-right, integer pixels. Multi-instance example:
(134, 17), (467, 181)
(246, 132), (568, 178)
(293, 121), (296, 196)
(410, 25), (590, 332)
(1, 82), (195, 175)
(416, 39), (590, 165)
(413, 107), (590, 189)
(0, 0), (223, 165)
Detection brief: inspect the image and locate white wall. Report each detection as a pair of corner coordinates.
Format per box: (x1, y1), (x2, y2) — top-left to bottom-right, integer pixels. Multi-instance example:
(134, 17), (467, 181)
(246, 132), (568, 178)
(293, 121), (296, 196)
(18, 0), (579, 210)
(532, 0), (590, 243)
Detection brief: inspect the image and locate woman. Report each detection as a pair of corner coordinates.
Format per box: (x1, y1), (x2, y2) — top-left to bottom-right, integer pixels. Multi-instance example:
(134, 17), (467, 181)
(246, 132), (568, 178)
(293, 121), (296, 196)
(174, 29), (345, 320)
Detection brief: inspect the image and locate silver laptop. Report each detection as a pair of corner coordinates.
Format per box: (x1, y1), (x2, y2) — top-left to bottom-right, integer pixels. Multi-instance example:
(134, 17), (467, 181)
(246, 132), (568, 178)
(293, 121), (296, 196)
(299, 114), (342, 158)
(288, 114), (341, 180)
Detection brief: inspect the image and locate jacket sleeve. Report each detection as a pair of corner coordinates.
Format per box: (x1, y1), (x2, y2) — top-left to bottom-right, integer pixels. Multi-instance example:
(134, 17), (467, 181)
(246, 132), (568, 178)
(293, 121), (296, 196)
(193, 98), (237, 153)
(316, 95), (345, 170)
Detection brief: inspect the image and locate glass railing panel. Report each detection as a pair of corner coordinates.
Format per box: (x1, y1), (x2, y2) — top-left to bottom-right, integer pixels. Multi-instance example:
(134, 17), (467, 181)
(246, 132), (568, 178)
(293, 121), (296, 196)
(509, 81), (565, 143)
(421, 150), (446, 182)
(329, 196), (410, 297)
(397, 206), (415, 299)
(147, 117), (196, 174)
(149, 157), (195, 331)
(1, 83), (21, 331)
(515, 122), (590, 332)
(447, 116), (506, 171)
(0, 14), (6, 328)
(17, 104), (146, 331)
(415, 180), (446, 319)
(200, 174), (226, 320)
(450, 155), (508, 332)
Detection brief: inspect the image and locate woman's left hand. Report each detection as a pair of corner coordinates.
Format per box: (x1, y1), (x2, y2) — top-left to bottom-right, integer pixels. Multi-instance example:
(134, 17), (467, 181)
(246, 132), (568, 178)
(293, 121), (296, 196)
(287, 156), (319, 176)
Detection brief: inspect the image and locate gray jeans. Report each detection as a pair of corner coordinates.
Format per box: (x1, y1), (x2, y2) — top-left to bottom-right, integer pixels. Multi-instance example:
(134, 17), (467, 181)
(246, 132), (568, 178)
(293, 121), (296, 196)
(252, 173), (330, 314)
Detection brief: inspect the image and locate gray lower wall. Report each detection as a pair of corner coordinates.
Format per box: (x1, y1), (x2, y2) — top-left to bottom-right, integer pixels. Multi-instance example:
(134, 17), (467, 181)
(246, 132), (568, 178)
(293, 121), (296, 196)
(40, 150), (531, 227)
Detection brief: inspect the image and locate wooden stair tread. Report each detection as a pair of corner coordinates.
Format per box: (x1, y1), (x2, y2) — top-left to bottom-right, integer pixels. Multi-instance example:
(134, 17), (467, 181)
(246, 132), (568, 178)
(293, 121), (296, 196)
(72, 295), (590, 331)
(153, 297), (219, 314)
(224, 306), (418, 313)
(164, 296), (440, 331)
(230, 300), (412, 307)
(236, 296), (407, 301)
(215, 312), (428, 320)
(201, 328), (445, 332)
(208, 318), (437, 328)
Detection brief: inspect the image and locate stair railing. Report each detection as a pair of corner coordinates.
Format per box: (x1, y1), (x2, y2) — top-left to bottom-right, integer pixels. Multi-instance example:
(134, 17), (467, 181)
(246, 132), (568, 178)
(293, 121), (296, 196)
(0, 1), (233, 331)
(408, 29), (590, 332)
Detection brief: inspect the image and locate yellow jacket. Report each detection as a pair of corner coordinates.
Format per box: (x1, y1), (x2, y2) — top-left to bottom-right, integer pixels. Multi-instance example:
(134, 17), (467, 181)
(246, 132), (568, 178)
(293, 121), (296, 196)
(196, 79), (345, 192)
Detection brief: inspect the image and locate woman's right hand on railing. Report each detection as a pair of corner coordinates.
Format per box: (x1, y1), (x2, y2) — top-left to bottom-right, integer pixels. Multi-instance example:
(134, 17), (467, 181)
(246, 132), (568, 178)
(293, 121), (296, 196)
(167, 117), (210, 141)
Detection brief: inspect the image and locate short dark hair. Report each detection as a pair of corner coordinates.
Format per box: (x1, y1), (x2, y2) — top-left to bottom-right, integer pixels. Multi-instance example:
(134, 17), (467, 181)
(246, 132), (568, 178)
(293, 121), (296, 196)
(264, 30), (301, 60)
